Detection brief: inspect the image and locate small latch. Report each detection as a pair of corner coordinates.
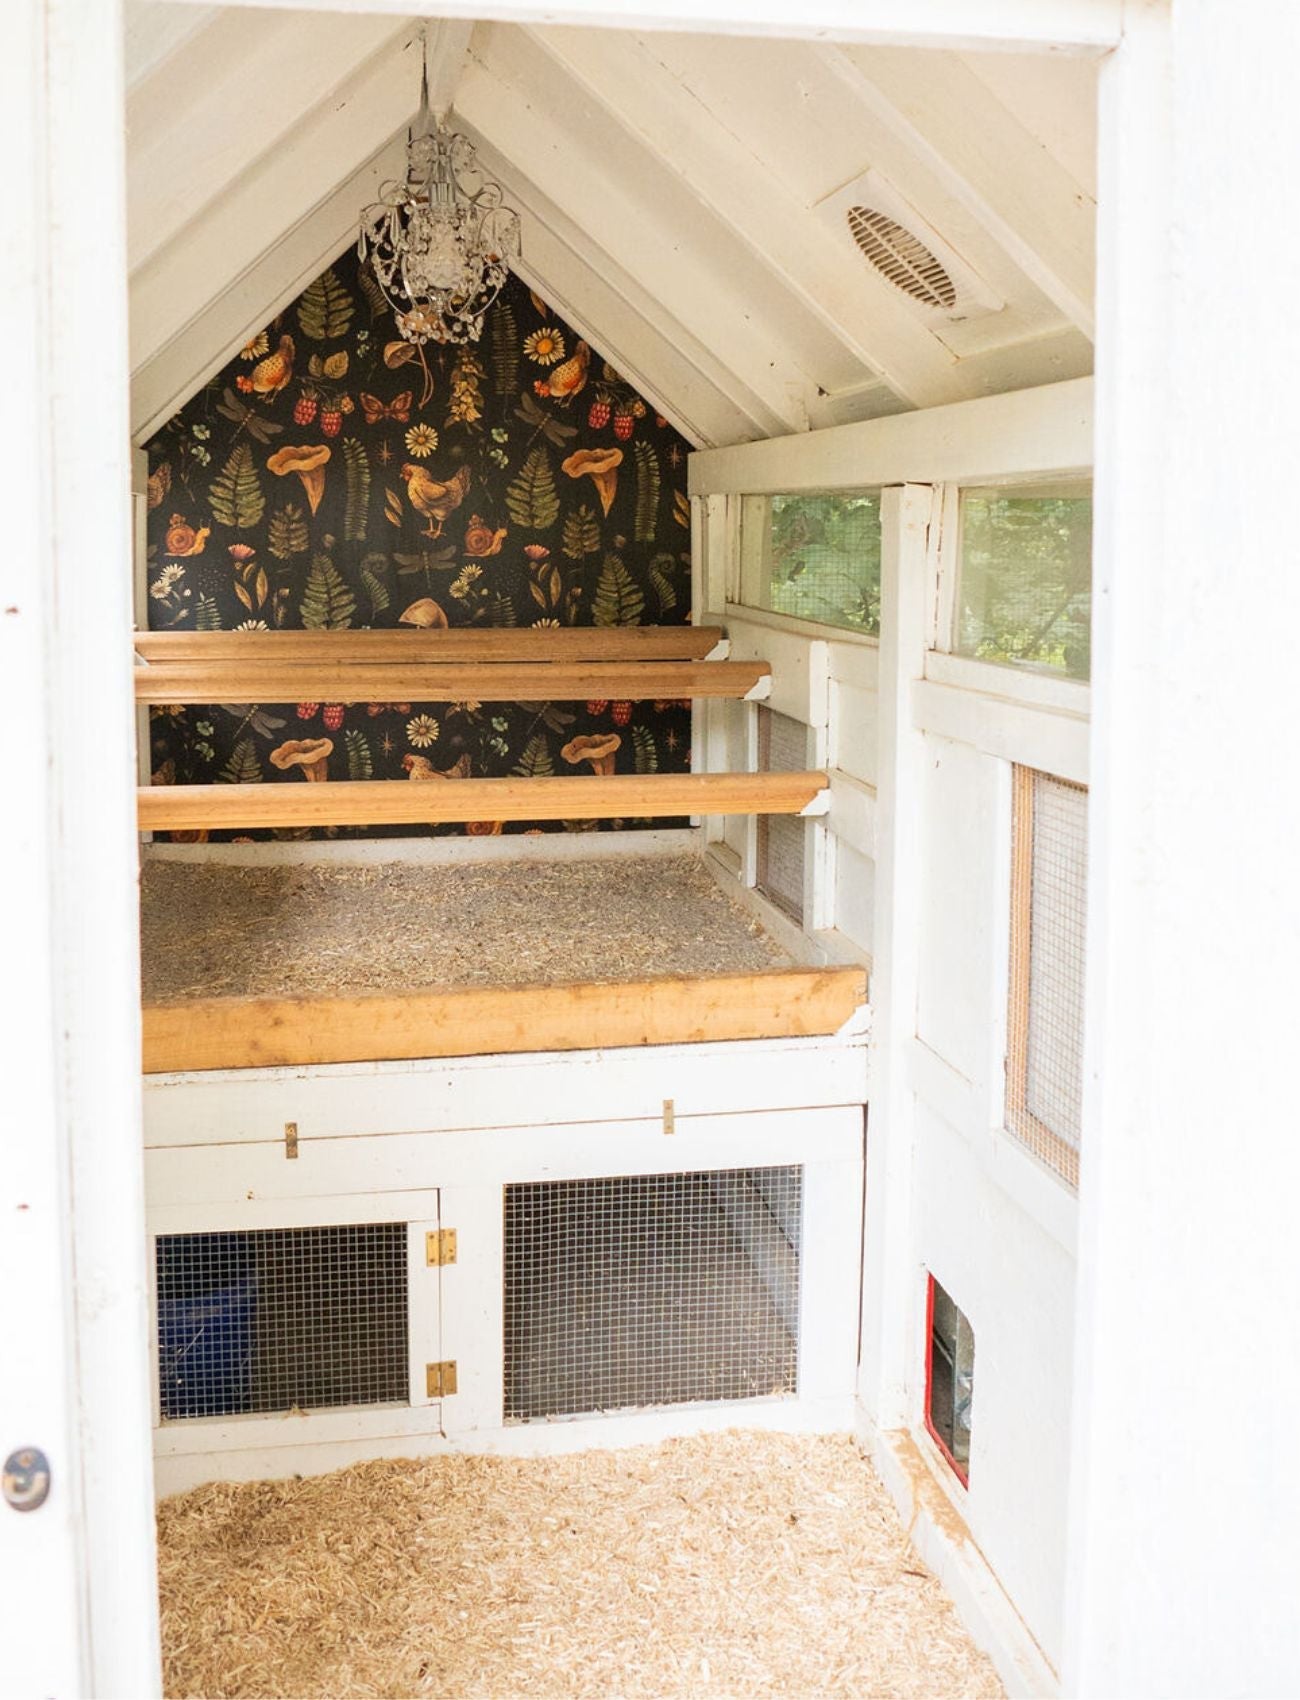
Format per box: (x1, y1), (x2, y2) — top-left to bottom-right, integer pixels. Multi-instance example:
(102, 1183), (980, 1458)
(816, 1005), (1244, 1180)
(663, 1098), (675, 1136)
(284, 1121), (299, 1160)
(425, 1228), (457, 1266)
(426, 1360), (457, 1398)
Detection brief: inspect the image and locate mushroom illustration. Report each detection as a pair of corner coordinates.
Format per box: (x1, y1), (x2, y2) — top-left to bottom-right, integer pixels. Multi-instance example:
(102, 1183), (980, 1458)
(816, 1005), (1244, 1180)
(398, 597), (449, 629)
(561, 732), (622, 776)
(560, 446), (624, 516)
(266, 444), (331, 515)
(269, 737), (333, 781)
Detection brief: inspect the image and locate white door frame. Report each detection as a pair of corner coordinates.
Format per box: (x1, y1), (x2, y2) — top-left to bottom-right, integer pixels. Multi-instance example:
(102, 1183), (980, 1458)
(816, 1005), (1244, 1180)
(21, 2), (1297, 1697)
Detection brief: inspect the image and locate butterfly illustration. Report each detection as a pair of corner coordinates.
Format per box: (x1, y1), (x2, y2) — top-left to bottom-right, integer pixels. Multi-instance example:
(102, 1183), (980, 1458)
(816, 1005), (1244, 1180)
(359, 391), (413, 425)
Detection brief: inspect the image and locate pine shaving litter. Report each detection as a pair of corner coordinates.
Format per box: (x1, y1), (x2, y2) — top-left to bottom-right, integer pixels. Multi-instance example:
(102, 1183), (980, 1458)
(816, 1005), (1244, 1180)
(157, 1430), (1004, 1699)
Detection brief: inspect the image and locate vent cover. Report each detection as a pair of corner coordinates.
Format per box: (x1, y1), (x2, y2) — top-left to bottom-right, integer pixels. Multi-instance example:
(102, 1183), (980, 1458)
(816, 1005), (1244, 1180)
(847, 206), (957, 309)
(815, 168), (1002, 325)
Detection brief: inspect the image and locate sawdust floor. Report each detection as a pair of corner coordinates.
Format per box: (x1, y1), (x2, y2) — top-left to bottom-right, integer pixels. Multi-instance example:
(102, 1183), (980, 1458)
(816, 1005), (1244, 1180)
(158, 1430), (1003, 1700)
(141, 854), (791, 1003)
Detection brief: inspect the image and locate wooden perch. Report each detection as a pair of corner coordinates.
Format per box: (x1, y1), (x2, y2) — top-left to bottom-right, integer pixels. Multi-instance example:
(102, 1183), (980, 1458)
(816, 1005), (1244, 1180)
(133, 626), (727, 663)
(138, 770), (830, 832)
(132, 658), (769, 706)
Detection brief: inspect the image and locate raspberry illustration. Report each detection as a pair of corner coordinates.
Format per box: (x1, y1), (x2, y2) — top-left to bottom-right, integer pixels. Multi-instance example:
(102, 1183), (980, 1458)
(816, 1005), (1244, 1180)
(588, 397), (612, 429)
(612, 700), (633, 726)
(586, 699), (609, 716)
(296, 702), (319, 720)
(322, 704), (344, 732)
(293, 393), (318, 426)
(320, 407), (342, 437)
(613, 409), (635, 441)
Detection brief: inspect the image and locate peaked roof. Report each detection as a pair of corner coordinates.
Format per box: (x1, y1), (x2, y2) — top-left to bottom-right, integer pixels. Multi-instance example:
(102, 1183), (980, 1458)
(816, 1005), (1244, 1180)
(126, 6), (1097, 448)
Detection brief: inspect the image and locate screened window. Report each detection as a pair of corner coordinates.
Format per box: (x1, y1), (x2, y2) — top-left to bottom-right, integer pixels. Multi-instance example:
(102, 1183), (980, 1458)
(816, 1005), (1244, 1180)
(739, 490), (881, 635)
(956, 482), (1092, 679)
(1007, 768), (1088, 1188)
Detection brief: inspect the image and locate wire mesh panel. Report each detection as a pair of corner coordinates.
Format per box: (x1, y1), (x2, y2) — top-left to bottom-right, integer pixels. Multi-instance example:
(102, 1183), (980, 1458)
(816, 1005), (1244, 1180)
(738, 491), (882, 633)
(156, 1224), (408, 1421)
(756, 706), (809, 923)
(1007, 768), (1088, 1187)
(504, 1166), (802, 1421)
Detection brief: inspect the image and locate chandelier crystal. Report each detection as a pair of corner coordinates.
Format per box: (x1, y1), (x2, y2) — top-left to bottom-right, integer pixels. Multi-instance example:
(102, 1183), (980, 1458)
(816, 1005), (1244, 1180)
(358, 54), (521, 347)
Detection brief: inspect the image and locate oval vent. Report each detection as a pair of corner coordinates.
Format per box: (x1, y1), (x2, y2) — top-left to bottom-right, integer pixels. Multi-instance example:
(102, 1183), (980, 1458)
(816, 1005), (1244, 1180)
(846, 206), (957, 310)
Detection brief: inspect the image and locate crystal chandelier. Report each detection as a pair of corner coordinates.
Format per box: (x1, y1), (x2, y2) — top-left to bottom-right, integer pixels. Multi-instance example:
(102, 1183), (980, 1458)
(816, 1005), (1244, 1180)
(358, 49), (521, 347)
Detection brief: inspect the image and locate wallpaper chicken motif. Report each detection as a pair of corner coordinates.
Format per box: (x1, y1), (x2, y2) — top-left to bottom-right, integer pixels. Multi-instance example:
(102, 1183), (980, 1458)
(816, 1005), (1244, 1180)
(145, 248), (693, 838)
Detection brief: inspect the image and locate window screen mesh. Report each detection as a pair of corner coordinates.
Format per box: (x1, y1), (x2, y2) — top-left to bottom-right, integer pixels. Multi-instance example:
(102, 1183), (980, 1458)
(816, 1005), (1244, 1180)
(756, 706), (808, 923)
(1007, 769), (1088, 1187)
(504, 1167), (802, 1421)
(156, 1224), (408, 1420)
(957, 485), (1092, 679)
(739, 491), (881, 634)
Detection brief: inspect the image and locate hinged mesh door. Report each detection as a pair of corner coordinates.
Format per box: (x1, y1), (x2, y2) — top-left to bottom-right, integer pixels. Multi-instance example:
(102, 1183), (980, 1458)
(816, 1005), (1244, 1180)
(756, 707), (809, 922)
(1007, 768), (1088, 1187)
(504, 1166), (802, 1421)
(156, 1223), (408, 1420)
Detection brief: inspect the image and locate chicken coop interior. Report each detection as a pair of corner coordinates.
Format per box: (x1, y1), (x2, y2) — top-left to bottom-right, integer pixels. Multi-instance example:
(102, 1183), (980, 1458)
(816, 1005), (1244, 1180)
(120, 5), (1099, 1693)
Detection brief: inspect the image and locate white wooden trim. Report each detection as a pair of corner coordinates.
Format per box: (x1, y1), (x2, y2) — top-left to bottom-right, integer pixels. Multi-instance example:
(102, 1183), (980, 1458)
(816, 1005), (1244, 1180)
(437, 1182), (506, 1438)
(827, 769), (879, 859)
(690, 377), (1094, 497)
(154, 1393), (860, 1496)
(858, 484), (936, 1429)
(143, 1031), (870, 1149)
(913, 679), (1089, 784)
(859, 1417), (1061, 1700)
(6, 0), (161, 1691)
(924, 650), (1092, 717)
(143, 827), (701, 869)
(146, 1109), (865, 1210)
(2, 5), (88, 1684)
(158, 0), (1124, 54)
(726, 599), (882, 654)
(153, 1402), (440, 1462)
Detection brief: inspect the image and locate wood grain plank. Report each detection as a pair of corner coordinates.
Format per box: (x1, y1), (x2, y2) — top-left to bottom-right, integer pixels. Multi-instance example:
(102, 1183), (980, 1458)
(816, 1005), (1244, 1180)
(134, 626), (726, 662)
(138, 770), (829, 831)
(133, 658), (767, 705)
(141, 965), (868, 1073)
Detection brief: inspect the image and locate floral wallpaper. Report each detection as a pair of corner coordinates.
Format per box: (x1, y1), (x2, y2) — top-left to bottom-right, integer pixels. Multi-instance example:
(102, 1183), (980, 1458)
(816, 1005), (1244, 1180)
(145, 247), (693, 839)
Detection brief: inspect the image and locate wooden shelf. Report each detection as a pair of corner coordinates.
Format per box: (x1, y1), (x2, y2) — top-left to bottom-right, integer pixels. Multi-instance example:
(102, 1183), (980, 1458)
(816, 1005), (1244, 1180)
(141, 965), (868, 1073)
(134, 626), (726, 663)
(133, 657), (768, 706)
(138, 769), (829, 831)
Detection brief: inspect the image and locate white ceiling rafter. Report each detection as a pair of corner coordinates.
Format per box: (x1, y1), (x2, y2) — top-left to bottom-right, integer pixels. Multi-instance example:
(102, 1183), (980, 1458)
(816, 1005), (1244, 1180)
(131, 132), (409, 443)
(821, 45), (1097, 340)
(455, 31), (822, 436)
(522, 26), (974, 412)
(127, 10), (410, 274)
(460, 125), (798, 446)
(423, 15), (475, 118)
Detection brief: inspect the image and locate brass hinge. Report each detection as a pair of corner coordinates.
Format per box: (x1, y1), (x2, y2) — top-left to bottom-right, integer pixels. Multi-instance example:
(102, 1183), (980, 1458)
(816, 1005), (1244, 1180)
(425, 1228), (457, 1266)
(284, 1121), (299, 1160)
(426, 1360), (457, 1398)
